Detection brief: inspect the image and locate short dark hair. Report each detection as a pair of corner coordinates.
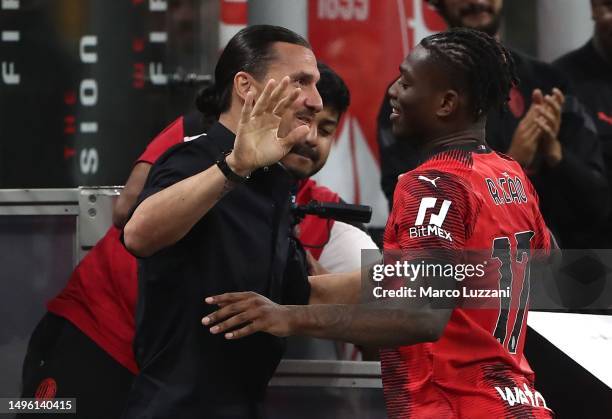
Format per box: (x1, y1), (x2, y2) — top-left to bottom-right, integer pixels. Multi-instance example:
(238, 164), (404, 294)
(316, 62), (350, 117)
(196, 25), (311, 121)
(420, 28), (519, 119)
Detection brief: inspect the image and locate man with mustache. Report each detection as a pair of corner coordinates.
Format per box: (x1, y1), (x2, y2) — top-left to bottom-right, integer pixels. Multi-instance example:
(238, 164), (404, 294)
(554, 0), (612, 248)
(18, 60), (365, 419)
(378, 0), (608, 250)
(204, 28), (555, 418)
(19, 24), (341, 419)
(121, 24), (325, 418)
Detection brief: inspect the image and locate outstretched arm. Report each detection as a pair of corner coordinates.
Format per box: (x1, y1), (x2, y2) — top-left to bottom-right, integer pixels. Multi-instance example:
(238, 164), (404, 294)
(124, 78), (308, 257)
(202, 291), (451, 347)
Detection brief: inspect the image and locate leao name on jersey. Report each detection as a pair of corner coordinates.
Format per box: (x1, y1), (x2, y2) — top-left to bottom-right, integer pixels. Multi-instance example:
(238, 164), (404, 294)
(485, 174), (528, 206)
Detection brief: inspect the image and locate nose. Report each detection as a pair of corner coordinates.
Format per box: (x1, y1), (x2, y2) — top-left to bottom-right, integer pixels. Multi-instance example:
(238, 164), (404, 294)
(304, 122), (319, 146)
(305, 85), (323, 113)
(388, 78), (399, 99)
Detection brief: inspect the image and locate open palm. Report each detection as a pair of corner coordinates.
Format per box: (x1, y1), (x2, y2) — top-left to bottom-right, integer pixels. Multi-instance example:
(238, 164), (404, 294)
(231, 77), (309, 173)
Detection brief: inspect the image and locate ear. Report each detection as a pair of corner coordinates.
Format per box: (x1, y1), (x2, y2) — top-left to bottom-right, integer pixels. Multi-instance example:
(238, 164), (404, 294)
(233, 71), (258, 102)
(436, 90), (459, 118)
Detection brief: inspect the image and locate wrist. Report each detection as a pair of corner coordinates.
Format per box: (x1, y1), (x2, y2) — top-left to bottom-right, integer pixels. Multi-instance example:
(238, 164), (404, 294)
(544, 141), (563, 167)
(287, 305), (309, 335)
(225, 152), (252, 178)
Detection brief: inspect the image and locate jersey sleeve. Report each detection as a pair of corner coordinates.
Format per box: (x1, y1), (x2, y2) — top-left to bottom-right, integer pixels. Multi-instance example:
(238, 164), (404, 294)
(128, 139), (217, 227)
(136, 117), (184, 165)
(390, 170), (477, 255)
(523, 175), (552, 254)
(318, 221), (379, 272)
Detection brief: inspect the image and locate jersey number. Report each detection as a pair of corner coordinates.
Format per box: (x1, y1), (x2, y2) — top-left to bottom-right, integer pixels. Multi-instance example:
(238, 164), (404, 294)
(491, 231), (534, 354)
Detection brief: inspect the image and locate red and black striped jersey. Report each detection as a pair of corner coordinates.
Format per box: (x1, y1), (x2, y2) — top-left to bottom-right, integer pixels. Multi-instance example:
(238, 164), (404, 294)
(382, 145), (553, 418)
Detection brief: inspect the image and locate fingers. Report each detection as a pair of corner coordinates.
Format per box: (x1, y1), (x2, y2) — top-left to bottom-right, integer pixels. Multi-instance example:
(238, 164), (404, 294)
(272, 88), (301, 118)
(266, 76), (290, 113)
(209, 307), (260, 335)
(552, 87), (565, 105)
(240, 91), (254, 125)
(278, 125), (310, 152)
(205, 292), (253, 306)
(524, 119), (542, 142)
(535, 105), (559, 130)
(543, 95), (562, 119)
(251, 79), (277, 117)
(203, 299), (252, 326)
(523, 102), (541, 123)
(535, 117), (556, 141)
(531, 88), (544, 104)
(223, 321), (262, 339)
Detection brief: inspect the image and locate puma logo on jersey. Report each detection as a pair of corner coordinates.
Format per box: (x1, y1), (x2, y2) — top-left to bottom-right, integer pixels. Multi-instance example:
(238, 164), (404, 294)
(418, 175), (440, 188)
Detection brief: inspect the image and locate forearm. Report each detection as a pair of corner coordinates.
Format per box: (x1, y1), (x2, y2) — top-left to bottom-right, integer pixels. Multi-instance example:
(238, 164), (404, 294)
(113, 162), (152, 228)
(308, 270), (361, 305)
(289, 303), (445, 347)
(124, 164), (234, 257)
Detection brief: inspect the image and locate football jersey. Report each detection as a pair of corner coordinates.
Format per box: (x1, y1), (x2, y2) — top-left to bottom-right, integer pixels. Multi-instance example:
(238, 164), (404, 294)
(382, 144), (552, 418)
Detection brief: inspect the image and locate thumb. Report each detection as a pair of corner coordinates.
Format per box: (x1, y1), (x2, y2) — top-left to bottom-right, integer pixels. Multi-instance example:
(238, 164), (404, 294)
(532, 89), (544, 104)
(278, 125), (310, 153)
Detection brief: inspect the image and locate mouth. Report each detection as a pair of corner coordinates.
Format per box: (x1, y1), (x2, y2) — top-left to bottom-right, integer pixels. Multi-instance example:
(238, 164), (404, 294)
(290, 144), (318, 162)
(390, 101), (401, 120)
(460, 4), (494, 19)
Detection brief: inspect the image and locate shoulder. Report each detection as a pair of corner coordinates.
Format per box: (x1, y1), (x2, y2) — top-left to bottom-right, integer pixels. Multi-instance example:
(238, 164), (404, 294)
(394, 151), (477, 217)
(297, 179), (340, 204)
(137, 117), (185, 165)
(150, 132), (218, 175)
(553, 41), (595, 80)
(398, 149), (474, 191)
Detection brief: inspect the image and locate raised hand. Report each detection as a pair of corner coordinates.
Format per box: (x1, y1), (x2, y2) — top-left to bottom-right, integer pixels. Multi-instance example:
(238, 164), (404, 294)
(227, 77), (310, 176)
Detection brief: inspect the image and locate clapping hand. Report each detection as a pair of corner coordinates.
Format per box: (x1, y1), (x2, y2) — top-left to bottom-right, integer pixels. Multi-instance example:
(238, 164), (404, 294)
(533, 88), (564, 166)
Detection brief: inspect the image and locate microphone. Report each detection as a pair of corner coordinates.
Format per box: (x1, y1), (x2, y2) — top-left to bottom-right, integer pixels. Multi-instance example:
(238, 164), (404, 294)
(292, 201), (372, 224)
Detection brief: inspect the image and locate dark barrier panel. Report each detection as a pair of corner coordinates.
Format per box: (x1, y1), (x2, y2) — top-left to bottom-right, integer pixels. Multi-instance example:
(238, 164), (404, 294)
(0, 0), (216, 188)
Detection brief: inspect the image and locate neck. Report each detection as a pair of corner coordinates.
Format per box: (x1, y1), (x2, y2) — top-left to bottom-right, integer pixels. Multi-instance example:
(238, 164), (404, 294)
(421, 127), (486, 154)
(218, 110), (240, 135)
(593, 34), (612, 66)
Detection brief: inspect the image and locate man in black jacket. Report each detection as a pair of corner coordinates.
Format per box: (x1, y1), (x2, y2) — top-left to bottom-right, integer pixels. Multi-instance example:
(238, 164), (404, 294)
(554, 0), (612, 247)
(378, 0), (609, 249)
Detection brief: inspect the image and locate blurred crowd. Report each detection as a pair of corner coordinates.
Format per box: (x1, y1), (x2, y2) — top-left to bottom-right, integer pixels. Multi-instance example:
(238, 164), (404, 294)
(378, 0), (612, 251)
